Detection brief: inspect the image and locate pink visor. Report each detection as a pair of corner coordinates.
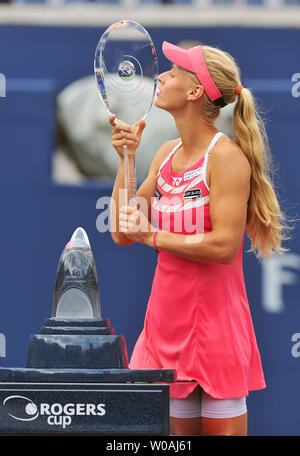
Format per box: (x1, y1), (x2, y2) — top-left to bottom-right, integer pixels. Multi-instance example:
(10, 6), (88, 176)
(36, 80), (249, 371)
(162, 41), (222, 102)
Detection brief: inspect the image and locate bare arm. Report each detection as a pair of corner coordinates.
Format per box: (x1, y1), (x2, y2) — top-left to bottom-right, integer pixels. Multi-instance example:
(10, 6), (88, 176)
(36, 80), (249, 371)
(109, 112), (179, 246)
(110, 157), (133, 245)
(109, 115), (143, 245)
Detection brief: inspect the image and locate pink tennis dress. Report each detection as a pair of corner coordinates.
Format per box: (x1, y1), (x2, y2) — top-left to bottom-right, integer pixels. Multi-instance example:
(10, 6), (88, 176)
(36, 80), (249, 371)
(129, 132), (266, 399)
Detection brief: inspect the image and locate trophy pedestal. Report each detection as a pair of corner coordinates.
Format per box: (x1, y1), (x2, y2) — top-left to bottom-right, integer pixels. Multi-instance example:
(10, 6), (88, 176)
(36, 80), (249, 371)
(0, 317), (175, 435)
(0, 381), (171, 435)
(0, 228), (175, 435)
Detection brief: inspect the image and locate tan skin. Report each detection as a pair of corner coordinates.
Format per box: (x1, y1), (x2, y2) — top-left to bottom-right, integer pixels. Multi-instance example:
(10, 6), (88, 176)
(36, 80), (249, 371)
(110, 64), (250, 436)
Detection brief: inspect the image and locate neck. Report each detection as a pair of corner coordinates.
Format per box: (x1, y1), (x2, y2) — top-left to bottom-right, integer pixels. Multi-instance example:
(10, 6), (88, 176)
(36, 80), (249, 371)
(173, 107), (219, 157)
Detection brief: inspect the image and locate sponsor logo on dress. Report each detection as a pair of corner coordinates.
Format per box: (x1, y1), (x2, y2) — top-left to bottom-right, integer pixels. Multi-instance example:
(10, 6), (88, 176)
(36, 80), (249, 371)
(183, 189), (202, 200)
(184, 168), (202, 181)
(172, 177), (183, 187)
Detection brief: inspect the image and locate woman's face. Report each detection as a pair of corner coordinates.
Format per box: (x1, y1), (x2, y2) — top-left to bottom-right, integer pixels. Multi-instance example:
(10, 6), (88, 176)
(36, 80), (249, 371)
(154, 64), (196, 113)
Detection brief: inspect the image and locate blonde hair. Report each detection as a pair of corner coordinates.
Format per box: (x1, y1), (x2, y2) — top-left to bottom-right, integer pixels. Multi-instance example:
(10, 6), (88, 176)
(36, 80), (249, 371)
(187, 44), (294, 261)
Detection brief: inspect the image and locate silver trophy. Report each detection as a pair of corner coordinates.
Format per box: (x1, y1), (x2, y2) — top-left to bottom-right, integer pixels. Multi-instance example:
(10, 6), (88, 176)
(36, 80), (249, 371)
(94, 20), (158, 207)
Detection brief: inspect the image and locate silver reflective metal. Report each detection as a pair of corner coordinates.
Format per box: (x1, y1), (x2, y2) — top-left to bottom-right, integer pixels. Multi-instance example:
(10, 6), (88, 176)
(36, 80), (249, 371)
(94, 20), (158, 206)
(52, 227), (101, 319)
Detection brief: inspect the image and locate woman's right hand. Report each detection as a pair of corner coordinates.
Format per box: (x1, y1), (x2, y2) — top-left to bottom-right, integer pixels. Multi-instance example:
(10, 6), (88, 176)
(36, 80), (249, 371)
(109, 114), (146, 158)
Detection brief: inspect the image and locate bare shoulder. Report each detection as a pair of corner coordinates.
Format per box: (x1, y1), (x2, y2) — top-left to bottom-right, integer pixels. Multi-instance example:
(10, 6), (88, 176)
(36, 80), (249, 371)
(150, 138), (181, 176)
(208, 135), (251, 183)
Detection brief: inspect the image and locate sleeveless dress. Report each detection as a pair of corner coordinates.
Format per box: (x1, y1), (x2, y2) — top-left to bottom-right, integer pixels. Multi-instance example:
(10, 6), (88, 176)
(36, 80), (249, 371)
(129, 132), (266, 399)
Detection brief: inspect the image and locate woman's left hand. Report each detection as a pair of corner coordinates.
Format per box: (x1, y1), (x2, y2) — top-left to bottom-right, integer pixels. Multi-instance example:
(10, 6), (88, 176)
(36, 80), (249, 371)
(119, 206), (154, 247)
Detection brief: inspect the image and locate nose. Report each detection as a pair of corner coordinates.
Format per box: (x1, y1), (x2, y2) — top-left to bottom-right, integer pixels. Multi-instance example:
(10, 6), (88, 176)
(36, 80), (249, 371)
(157, 71), (167, 83)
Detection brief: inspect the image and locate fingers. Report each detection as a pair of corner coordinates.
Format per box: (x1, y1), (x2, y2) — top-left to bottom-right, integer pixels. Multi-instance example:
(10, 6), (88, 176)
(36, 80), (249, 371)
(112, 138), (138, 151)
(119, 206), (139, 233)
(113, 121), (133, 134)
(109, 114), (130, 131)
(110, 115), (146, 154)
(112, 131), (138, 143)
(119, 206), (150, 234)
(110, 115), (146, 136)
(136, 119), (146, 139)
(112, 128), (139, 153)
(120, 206), (137, 216)
(109, 114), (116, 126)
(119, 206), (137, 224)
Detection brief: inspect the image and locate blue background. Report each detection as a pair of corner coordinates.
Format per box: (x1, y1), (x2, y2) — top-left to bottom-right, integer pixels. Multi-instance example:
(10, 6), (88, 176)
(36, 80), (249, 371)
(0, 23), (299, 436)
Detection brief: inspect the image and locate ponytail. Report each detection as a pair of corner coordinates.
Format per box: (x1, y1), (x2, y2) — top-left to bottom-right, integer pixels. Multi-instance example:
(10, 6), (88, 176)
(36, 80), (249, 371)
(188, 44), (294, 260)
(233, 88), (293, 260)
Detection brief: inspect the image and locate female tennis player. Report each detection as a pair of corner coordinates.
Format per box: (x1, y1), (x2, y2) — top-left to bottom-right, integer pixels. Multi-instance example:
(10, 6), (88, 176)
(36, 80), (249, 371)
(109, 41), (289, 436)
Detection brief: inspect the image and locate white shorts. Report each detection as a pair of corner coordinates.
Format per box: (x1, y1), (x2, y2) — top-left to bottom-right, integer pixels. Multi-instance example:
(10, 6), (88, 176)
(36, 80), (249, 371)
(170, 386), (247, 419)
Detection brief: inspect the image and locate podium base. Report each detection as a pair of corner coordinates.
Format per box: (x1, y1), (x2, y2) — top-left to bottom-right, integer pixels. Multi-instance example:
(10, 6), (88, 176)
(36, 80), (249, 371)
(0, 381), (170, 435)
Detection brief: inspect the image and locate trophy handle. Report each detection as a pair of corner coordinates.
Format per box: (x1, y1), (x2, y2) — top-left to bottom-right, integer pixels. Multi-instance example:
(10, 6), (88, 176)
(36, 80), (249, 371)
(124, 145), (137, 208)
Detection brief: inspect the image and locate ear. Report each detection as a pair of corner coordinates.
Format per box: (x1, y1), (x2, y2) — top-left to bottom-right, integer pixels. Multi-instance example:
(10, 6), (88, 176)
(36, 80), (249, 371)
(187, 84), (204, 101)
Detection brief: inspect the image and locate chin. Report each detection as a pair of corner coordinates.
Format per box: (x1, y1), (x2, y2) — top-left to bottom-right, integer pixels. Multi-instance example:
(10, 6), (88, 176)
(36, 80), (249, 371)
(154, 97), (169, 112)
